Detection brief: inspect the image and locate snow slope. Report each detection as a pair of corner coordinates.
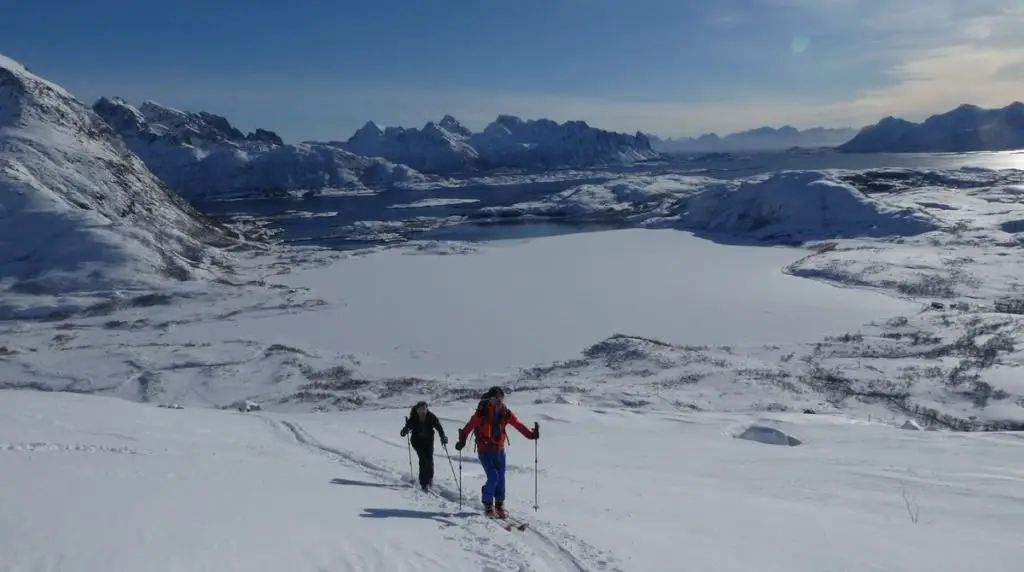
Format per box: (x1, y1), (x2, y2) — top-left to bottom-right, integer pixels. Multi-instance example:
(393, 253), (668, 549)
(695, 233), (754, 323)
(0, 53), (240, 320)
(2, 389), (1022, 571)
(838, 102), (1024, 152)
(341, 114), (660, 174)
(93, 97), (431, 200)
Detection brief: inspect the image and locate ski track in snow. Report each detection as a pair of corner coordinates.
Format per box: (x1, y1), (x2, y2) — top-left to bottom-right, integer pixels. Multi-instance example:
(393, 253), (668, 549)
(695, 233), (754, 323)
(267, 416), (618, 571)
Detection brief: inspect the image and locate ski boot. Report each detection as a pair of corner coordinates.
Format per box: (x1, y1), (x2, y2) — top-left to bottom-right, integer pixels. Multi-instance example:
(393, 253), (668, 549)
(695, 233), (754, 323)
(483, 502), (497, 518)
(494, 501), (508, 519)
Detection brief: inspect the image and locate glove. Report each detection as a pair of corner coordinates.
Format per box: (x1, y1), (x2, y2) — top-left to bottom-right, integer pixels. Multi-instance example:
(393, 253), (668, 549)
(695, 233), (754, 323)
(531, 423), (539, 440)
(455, 439), (466, 451)
(400, 427), (408, 437)
(441, 435), (449, 445)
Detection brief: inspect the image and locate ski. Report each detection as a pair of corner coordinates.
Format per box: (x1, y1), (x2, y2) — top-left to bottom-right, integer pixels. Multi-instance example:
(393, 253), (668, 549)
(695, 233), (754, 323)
(485, 512), (529, 531)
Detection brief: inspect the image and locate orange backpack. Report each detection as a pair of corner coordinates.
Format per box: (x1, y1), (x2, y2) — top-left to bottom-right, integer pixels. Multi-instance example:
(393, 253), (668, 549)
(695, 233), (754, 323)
(472, 399), (511, 450)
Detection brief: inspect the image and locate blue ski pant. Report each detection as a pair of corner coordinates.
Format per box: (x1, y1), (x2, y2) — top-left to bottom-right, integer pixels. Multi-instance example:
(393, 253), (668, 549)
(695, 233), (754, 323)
(478, 449), (507, 504)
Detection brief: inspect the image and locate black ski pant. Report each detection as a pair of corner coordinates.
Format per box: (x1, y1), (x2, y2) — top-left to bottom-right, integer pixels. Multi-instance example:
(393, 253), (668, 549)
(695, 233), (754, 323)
(411, 438), (434, 487)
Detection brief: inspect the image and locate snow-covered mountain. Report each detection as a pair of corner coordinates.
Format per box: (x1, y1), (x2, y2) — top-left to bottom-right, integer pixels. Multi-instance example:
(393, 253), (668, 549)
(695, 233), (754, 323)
(338, 114), (661, 174)
(648, 125), (859, 152)
(838, 102), (1024, 152)
(93, 97), (429, 200)
(0, 53), (238, 319)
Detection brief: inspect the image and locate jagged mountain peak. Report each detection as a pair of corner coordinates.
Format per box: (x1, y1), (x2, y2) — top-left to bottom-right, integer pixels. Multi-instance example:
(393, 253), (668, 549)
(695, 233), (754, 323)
(341, 112), (659, 174)
(494, 114), (524, 128)
(94, 97), (285, 149)
(439, 114), (471, 136)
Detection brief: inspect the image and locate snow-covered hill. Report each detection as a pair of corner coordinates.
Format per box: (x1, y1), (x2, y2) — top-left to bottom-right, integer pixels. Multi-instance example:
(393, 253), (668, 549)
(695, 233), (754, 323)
(339, 114), (661, 174)
(93, 97), (430, 200)
(472, 170), (940, 242)
(649, 125), (858, 152)
(838, 102), (1024, 153)
(2, 389), (1022, 571)
(0, 53), (240, 320)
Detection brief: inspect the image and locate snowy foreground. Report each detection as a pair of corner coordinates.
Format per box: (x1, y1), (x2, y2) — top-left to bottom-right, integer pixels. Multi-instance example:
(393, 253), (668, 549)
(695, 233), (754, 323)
(2, 389), (1022, 571)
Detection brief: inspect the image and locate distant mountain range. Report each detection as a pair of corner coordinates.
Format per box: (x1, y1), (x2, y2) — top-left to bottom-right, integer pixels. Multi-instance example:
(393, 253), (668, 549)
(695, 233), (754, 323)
(330, 115), (659, 174)
(92, 98), (661, 199)
(646, 126), (859, 153)
(837, 102), (1024, 153)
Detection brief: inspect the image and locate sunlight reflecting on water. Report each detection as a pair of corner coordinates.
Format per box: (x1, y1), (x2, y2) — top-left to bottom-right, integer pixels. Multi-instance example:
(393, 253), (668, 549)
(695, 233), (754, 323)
(946, 150), (1024, 170)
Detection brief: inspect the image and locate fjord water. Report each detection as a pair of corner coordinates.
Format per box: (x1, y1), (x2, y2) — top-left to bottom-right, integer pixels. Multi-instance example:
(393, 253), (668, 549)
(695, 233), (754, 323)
(194, 150), (1024, 247)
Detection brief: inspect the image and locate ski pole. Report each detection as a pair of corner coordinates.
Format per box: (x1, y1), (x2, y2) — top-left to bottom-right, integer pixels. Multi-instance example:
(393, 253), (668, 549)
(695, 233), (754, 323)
(458, 448), (463, 512)
(443, 442), (458, 494)
(533, 422), (539, 511)
(407, 436), (414, 484)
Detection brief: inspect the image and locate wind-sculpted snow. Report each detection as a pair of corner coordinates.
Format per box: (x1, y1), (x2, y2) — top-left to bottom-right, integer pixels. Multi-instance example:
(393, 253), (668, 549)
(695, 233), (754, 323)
(0, 53), (241, 320)
(92, 97), (431, 199)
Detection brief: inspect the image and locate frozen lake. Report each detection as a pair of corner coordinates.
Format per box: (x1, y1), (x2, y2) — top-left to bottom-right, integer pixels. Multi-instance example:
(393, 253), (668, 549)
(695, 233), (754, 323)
(247, 228), (915, 377)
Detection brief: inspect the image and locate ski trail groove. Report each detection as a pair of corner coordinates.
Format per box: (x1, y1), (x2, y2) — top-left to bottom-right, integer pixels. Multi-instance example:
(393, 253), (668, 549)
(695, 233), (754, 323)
(269, 417), (604, 572)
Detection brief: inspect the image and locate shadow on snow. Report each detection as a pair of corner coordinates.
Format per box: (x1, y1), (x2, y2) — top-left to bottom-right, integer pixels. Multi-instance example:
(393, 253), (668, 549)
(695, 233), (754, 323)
(330, 477), (406, 489)
(359, 507), (477, 525)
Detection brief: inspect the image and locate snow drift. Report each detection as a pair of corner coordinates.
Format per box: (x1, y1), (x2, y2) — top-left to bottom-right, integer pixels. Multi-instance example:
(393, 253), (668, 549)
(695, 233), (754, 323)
(341, 114), (661, 174)
(93, 97), (429, 199)
(0, 53), (237, 316)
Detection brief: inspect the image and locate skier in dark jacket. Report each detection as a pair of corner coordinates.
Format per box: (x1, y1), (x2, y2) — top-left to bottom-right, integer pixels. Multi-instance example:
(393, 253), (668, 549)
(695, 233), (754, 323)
(400, 401), (448, 491)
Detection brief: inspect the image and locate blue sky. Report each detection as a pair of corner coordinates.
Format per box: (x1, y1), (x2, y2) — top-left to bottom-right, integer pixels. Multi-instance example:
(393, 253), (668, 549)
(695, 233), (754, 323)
(3, 0), (1023, 141)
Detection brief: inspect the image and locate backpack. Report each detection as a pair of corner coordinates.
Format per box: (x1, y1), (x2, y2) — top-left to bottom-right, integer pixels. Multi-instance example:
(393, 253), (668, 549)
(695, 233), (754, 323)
(471, 399), (510, 451)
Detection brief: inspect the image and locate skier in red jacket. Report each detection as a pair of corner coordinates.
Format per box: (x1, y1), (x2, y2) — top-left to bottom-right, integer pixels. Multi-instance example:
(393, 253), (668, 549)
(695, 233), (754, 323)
(455, 386), (538, 518)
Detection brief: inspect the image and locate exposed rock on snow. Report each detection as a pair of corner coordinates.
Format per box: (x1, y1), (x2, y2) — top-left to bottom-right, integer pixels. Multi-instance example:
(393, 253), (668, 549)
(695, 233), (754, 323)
(734, 423), (803, 446)
(341, 114), (661, 174)
(0, 53), (239, 319)
(92, 97), (430, 199)
(838, 102), (1024, 153)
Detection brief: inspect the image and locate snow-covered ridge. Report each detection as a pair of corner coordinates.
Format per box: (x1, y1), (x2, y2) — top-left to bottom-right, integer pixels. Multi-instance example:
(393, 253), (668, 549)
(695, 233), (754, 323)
(838, 102), (1024, 152)
(648, 125), (859, 152)
(0, 53), (240, 319)
(93, 97), (431, 200)
(337, 114), (661, 174)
